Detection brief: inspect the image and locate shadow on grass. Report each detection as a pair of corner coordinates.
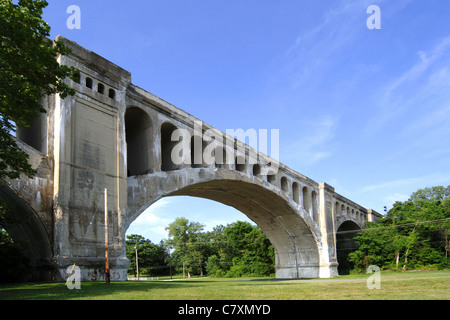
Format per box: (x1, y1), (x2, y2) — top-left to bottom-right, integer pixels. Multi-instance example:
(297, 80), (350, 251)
(0, 280), (206, 300)
(0, 277), (302, 300)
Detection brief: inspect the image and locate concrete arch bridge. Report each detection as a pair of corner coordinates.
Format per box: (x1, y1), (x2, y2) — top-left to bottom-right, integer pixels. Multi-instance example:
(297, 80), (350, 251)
(1, 37), (381, 281)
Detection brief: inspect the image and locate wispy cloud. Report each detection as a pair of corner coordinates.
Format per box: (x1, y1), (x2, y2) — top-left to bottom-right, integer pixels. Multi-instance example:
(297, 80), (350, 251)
(282, 0), (367, 89)
(382, 193), (410, 206)
(360, 172), (450, 194)
(126, 196), (253, 243)
(357, 172), (450, 211)
(283, 116), (338, 166)
(126, 198), (174, 242)
(365, 36), (450, 137)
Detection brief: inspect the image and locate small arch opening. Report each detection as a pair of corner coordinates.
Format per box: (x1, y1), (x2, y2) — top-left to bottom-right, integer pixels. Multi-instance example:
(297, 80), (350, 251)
(191, 135), (208, 168)
(292, 182), (300, 204)
(280, 176), (289, 193)
(161, 123), (179, 171)
(72, 70), (81, 84)
(108, 88), (116, 99)
(214, 147), (226, 168)
(312, 191), (319, 222)
(125, 107), (152, 176)
(16, 107), (48, 153)
(86, 77), (93, 89)
(302, 186), (311, 216)
(267, 174), (276, 184)
(235, 155), (246, 172)
(253, 164), (261, 177)
(97, 83), (105, 94)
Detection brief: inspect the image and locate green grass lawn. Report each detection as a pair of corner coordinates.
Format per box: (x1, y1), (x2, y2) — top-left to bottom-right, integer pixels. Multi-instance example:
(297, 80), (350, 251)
(0, 270), (448, 300)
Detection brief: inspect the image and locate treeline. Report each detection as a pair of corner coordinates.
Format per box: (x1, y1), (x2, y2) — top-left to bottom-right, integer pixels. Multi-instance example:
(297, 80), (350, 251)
(348, 186), (450, 272)
(126, 219), (274, 278)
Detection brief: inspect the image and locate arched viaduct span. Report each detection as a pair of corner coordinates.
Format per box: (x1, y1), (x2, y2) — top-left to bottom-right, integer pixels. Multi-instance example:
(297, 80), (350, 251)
(1, 37), (381, 281)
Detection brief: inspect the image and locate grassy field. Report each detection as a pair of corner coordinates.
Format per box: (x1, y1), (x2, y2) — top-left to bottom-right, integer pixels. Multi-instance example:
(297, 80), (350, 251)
(0, 270), (448, 300)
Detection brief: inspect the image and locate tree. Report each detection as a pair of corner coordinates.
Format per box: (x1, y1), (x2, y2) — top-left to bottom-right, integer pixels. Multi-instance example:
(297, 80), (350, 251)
(409, 186), (450, 203)
(206, 221), (274, 277)
(348, 186), (450, 272)
(0, 0), (77, 179)
(126, 234), (167, 276)
(165, 217), (205, 277)
(162, 218), (275, 278)
(227, 226), (274, 277)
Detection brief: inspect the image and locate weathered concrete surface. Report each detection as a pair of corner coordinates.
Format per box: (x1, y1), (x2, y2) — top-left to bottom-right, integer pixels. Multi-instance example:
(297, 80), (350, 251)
(2, 36), (382, 281)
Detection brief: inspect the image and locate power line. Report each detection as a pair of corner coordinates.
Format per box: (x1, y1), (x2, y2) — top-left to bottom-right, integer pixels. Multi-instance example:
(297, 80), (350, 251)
(334, 217), (450, 235)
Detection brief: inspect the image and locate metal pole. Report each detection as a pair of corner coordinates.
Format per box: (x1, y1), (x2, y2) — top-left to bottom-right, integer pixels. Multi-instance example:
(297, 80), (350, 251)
(134, 244), (139, 281)
(105, 188), (110, 284)
(169, 249), (172, 280)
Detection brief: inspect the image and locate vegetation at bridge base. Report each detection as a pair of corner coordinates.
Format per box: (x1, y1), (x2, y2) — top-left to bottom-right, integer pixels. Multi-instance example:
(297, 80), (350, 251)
(348, 186), (450, 273)
(126, 220), (274, 278)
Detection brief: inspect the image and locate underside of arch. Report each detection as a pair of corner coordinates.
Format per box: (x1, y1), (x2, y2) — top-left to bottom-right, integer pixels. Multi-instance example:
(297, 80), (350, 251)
(126, 169), (322, 278)
(336, 220), (361, 275)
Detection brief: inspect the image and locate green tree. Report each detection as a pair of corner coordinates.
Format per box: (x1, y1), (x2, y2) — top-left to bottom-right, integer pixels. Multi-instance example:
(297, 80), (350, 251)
(349, 186), (450, 272)
(348, 222), (393, 271)
(206, 221), (274, 277)
(227, 226), (275, 277)
(0, 0), (77, 179)
(126, 234), (166, 276)
(204, 225), (230, 277)
(409, 186), (450, 203)
(165, 217), (205, 277)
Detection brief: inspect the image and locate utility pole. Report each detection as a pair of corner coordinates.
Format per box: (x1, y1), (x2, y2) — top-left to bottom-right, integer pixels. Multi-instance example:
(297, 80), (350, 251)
(168, 249), (173, 280)
(134, 244), (139, 281)
(105, 188), (110, 284)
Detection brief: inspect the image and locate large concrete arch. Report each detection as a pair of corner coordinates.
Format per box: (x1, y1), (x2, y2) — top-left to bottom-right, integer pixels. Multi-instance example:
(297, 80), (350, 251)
(126, 167), (323, 278)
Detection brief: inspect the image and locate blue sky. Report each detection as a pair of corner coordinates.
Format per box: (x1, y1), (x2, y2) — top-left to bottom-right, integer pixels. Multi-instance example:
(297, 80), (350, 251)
(43, 0), (450, 243)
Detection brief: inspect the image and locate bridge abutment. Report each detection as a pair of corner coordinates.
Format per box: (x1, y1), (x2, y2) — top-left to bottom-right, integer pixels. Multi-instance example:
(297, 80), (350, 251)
(49, 37), (131, 281)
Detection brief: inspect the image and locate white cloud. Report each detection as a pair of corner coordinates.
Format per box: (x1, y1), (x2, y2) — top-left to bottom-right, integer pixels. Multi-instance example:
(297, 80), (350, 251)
(126, 198), (174, 243)
(126, 196), (253, 244)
